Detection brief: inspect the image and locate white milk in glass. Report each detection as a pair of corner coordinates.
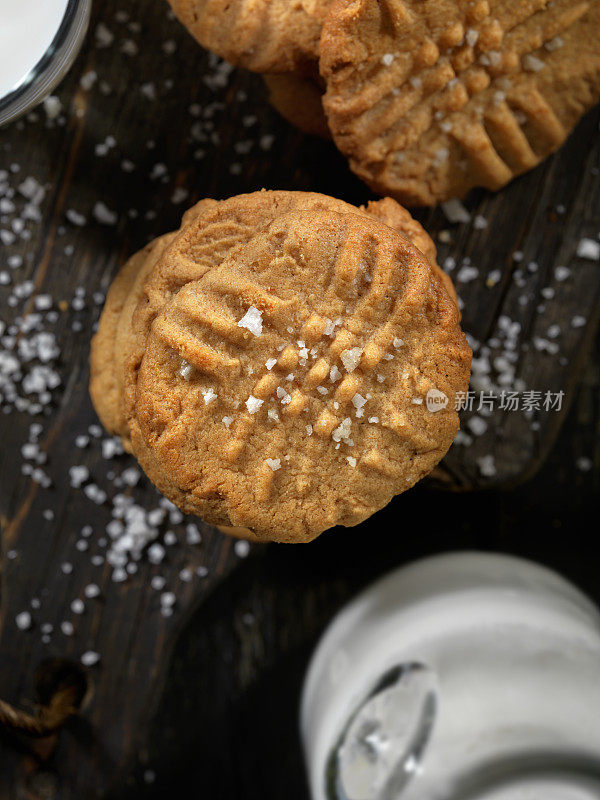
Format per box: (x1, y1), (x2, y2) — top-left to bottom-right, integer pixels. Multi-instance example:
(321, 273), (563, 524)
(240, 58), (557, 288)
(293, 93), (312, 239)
(302, 553), (600, 800)
(0, 0), (69, 98)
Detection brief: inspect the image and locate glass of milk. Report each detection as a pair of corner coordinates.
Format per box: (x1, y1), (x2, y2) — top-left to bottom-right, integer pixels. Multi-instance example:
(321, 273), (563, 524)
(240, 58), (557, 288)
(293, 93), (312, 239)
(0, 0), (91, 126)
(301, 553), (600, 800)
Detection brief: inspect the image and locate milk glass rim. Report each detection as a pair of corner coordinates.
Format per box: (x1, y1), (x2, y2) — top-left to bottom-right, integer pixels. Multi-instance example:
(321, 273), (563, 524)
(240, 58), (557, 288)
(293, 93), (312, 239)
(0, 0), (91, 127)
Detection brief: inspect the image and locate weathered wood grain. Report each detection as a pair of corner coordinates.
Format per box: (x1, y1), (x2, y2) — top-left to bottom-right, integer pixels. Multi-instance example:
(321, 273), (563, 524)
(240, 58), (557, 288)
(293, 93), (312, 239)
(0, 0), (598, 797)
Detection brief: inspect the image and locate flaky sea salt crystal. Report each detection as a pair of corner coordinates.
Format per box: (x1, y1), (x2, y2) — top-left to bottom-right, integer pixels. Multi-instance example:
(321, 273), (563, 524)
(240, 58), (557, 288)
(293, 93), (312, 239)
(71, 599), (84, 615)
(477, 454), (496, 477)
(323, 319), (336, 336)
(576, 238), (600, 261)
(93, 201), (118, 225)
(332, 417), (352, 443)
(465, 28), (479, 46)
(15, 611), (32, 630)
(222, 416), (233, 428)
(238, 306), (263, 336)
(441, 199), (471, 224)
(235, 540), (250, 558)
(340, 348), (362, 373)
(523, 54), (545, 72)
(468, 416), (488, 436)
(148, 544), (165, 564)
(265, 358), (277, 370)
(202, 387), (217, 404)
(246, 395), (263, 414)
(276, 386), (291, 404)
(180, 359), (193, 380)
(265, 458), (281, 471)
(346, 456), (357, 468)
(330, 365), (342, 382)
(69, 465), (89, 487)
(352, 393), (367, 409)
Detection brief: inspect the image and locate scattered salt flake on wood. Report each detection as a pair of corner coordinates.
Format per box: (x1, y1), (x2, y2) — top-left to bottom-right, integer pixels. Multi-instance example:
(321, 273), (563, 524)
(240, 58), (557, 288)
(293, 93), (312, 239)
(81, 651), (101, 666)
(15, 611), (32, 630)
(441, 199), (471, 224)
(457, 265), (479, 282)
(576, 238), (600, 261)
(235, 540), (250, 558)
(93, 201), (118, 225)
(477, 454), (496, 477)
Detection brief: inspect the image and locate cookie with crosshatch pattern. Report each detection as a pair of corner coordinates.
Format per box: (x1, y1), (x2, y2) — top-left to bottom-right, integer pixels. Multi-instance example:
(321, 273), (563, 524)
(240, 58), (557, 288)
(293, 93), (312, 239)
(130, 209), (471, 542)
(122, 190), (455, 449)
(90, 234), (174, 450)
(166, 0), (331, 73)
(89, 200), (218, 450)
(320, 0), (600, 205)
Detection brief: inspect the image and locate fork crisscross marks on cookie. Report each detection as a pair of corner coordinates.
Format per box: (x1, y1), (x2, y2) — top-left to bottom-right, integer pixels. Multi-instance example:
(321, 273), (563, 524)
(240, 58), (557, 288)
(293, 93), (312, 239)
(132, 210), (470, 542)
(321, 0), (600, 204)
(124, 192), (373, 429)
(125, 190), (449, 434)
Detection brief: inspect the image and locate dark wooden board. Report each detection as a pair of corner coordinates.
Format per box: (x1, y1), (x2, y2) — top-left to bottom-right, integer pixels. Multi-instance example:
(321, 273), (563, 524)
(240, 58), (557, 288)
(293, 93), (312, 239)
(0, 0), (599, 797)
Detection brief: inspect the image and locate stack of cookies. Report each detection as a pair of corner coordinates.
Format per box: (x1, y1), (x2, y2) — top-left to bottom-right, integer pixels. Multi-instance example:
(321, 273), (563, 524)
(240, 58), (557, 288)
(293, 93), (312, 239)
(167, 0), (600, 203)
(90, 191), (471, 542)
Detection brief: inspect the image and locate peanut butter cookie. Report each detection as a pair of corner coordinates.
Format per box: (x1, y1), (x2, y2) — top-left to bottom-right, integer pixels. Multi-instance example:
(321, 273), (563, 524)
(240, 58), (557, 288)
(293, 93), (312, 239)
(167, 0), (326, 73)
(320, 0), (600, 204)
(264, 71), (330, 138)
(131, 209), (470, 541)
